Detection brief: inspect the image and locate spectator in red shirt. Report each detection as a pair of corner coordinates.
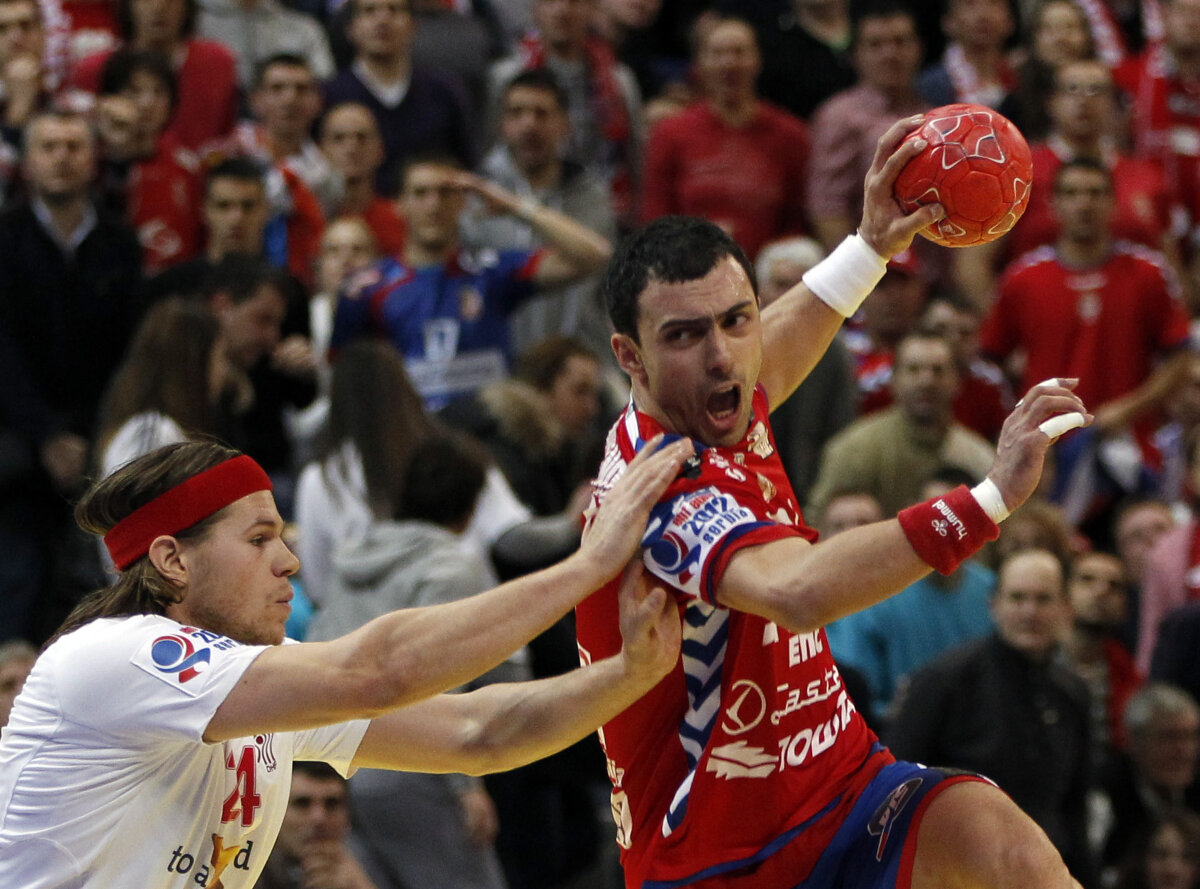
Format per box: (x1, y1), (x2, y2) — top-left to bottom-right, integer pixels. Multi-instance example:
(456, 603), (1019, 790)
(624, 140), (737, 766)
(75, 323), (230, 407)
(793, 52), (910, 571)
(980, 158), (1191, 441)
(93, 47), (203, 272)
(70, 0), (238, 152)
(956, 59), (1176, 309)
(640, 16), (810, 260)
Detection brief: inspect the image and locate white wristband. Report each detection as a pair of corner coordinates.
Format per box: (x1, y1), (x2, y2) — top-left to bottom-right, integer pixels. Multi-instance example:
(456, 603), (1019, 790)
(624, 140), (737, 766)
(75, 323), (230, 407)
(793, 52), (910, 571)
(971, 478), (1010, 524)
(801, 233), (889, 318)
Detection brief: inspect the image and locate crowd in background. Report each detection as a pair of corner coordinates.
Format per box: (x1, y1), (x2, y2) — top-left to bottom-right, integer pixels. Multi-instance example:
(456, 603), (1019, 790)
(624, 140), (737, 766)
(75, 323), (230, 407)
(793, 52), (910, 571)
(2, 0), (1200, 886)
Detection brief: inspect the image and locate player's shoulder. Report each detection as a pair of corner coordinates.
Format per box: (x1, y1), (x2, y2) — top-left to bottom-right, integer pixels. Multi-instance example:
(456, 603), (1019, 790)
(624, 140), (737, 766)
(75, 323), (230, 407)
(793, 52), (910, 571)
(1112, 239), (1172, 273)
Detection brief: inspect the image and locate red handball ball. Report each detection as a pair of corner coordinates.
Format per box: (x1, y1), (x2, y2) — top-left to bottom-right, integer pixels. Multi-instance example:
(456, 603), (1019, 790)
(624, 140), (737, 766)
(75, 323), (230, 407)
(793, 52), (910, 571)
(893, 103), (1034, 248)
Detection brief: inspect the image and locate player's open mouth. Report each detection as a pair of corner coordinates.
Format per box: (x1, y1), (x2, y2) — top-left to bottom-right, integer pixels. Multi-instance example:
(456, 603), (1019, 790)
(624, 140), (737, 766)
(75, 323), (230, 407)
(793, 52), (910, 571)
(707, 385), (741, 419)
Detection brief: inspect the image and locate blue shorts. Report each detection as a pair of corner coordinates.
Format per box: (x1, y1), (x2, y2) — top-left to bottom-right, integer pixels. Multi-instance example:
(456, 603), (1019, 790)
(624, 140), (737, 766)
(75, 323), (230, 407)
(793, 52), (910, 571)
(795, 760), (989, 889)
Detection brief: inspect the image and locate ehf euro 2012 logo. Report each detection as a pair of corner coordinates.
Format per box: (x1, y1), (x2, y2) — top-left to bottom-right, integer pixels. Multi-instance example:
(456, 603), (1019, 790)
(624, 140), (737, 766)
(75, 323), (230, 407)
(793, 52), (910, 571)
(149, 634), (212, 683)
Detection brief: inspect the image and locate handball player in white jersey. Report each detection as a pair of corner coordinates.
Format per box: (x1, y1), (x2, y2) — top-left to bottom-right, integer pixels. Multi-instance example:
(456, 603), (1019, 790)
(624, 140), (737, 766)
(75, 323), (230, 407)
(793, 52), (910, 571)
(0, 434), (692, 889)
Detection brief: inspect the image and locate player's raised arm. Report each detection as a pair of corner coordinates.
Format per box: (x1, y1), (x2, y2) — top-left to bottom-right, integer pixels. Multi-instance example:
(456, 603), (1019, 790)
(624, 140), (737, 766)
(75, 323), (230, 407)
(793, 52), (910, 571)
(758, 115), (943, 408)
(205, 435), (693, 742)
(717, 380), (1091, 632)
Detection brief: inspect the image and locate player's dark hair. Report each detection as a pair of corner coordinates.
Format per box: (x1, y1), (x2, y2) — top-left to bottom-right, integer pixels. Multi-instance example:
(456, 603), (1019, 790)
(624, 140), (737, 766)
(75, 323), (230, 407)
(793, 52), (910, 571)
(318, 340), (438, 520)
(396, 149), (464, 193)
(513, 335), (597, 393)
(202, 253), (288, 305)
(252, 52), (314, 91)
(205, 156), (267, 198)
(97, 47), (179, 112)
(395, 431), (487, 529)
(116, 0), (196, 41)
(503, 68), (569, 111)
(1052, 156), (1112, 192)
(50, 441), (242, 646)
(604, 215), (757, 342)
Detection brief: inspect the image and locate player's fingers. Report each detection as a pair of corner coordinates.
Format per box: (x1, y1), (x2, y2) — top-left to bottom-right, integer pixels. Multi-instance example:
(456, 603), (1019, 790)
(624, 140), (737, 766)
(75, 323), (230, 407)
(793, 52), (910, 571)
(1038, 412), (1087, 440)
(1015, 377), (1080, 407)
(871, 114), (925, 175)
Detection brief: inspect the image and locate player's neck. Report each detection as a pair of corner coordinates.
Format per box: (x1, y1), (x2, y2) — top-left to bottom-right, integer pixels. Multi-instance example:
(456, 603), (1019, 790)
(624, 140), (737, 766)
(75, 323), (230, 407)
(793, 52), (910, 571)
(1057, 235), (1110, 267)
(404, 239), (456, 267)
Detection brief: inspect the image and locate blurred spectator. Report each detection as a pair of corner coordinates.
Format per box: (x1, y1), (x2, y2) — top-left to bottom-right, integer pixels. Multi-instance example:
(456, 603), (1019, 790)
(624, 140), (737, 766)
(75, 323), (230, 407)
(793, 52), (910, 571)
(217, 53), (342, 218)
(441, 334), (602, 519)
(807, 1), (926, 252)
(755, 0), (856, 121)
(593, 0), (673, 102)
(330, 154), (611, 410)
(1114, 495), (1175, 648)
(317, 101), (405, 256)
(148, 156), (321, 298)
(292, 341), (535, 605)
(196, 0), (334, 88)
(917, 0), (1015, 108)
(980, 159), (1191, 447)
(255, 761), (378, 889)
(957, 59), (1176, 308)
(999, 0), (1096, 143)
(841, 248), (927, 414)
(1150, 601), (1200, 713)
(886, 548), (1097, 886)
(69, 0), (238, 152)
(94, 48), (204, 273)
(1138, 490), (1200, 673)
(0, 0), (56, 157)
(1114, 0), (1200, 301)
(0, 110), (143, 640)
(94, 296), (230, 477)
(307, 433), (509, 889)
(1100, 683), (1200, 873)
(203, 253), (318, 493)
(754, 236), (856, 503)
(1151, 354), (1200, 509)
(991, 497), (1082, 569)
(920, 293), (1013, 442)
(0, 639), (35, 727)
(1060, 549), (1144, 772)
(487, 0), (642, 225)
(825, 468), (996, 724)
(1079, 0), (1163, 67)
(461, 68), (616, 363)
(807, 331), (995, 521)
(324, 0), (476, 195)
(640, 16), (810, 262)
(1111, 808), (1200, 889)
(815, 488), (883, 537)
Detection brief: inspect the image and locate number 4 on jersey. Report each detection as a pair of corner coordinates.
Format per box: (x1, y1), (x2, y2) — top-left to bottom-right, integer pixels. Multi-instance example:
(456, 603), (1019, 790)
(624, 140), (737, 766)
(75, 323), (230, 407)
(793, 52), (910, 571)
(221, 745), (262, 827)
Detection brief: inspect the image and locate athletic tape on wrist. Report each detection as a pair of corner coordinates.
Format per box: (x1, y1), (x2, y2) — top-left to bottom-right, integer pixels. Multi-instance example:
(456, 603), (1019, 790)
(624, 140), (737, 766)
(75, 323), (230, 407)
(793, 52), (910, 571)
(801, 233), (888, 318)
(897, 484), (1000, 576)
(970, 478), (1010, 524)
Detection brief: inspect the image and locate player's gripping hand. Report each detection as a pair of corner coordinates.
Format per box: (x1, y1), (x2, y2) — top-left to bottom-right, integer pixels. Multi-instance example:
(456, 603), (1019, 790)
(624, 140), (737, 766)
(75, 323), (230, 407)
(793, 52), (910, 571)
(859, 115), (947, 259)
(579, 434), (694, 581)
(986, 377), (1092, 513)
(616, 559), (682, 684)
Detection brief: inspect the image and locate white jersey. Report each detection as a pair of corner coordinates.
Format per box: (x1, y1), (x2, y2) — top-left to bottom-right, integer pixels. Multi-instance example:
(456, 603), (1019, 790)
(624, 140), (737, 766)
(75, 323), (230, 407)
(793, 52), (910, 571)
(0, 615), (370, 889)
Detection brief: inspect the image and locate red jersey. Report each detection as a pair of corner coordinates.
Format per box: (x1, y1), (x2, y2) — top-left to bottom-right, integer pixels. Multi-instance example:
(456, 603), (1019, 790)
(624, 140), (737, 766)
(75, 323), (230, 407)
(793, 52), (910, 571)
(127, 146), (204, 273)
(1115, 46), (1200, 220)
(358, 197), (407, 258)
(640, 102), (810, 259)
(576, 388), (890, 889)
(1003, 142), (1173, 262)
(981, 243), (1189, 411)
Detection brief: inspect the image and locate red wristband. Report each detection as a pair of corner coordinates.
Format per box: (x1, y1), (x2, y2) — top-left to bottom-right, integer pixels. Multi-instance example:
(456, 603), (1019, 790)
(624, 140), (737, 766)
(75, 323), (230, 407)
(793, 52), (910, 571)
(897, 485), (1000, 575)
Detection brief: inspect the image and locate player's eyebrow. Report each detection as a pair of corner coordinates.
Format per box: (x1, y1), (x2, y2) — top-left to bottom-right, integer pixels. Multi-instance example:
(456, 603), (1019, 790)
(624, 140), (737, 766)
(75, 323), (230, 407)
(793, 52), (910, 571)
(657, 299), (756, 333)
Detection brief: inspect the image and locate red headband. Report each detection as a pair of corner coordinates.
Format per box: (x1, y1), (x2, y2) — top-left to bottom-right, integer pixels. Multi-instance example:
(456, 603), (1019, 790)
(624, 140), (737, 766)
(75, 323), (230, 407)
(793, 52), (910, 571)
(104, 455), (273, 570)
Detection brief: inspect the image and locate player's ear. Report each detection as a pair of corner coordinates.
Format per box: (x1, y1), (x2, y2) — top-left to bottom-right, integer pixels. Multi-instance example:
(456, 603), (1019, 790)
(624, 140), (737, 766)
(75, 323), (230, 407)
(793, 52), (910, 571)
(612, 332), (647, 385)
(148, 536), (189, 588)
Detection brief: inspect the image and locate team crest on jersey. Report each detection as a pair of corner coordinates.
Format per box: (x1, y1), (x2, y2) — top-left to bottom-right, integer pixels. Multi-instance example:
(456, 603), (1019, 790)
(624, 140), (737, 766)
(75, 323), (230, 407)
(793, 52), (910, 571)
(458, 286), (484, 322)
(133, 625), (239, 693)
(746, 421), (773, 459)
